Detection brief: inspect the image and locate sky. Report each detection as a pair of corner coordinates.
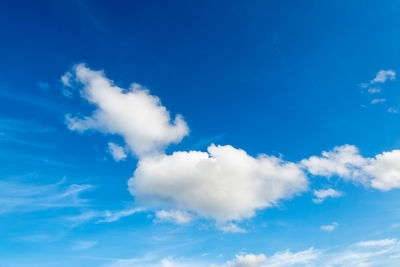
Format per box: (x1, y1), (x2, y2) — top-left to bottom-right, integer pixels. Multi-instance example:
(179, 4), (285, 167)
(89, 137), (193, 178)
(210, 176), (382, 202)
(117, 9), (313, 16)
(2, 0), (400, 266)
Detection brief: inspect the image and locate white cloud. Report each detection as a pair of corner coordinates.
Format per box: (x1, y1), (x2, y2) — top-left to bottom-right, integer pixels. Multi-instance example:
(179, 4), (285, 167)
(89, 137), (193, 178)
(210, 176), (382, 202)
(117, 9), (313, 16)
(302, 145), (400, 191)
(226, 253), (267, 267)
(219, 223), (247, 233)
(212, 238), (400, 267)
(356, 239), (397, 247)
(65, 207), (142, 226)
(367, 87), (381, 94)
(320, 222), (339, 232)
(363, 150), (400, 191)
(301, 145), (367, 182)
(61, 71), (73, 87)
(370, 98), (386, 104)
(108, 142), (127, 161)
(64, 64), (189, 157)
(97, 207), (142, 223)
(154, 210), (194, 224)
(129, 144), (308, 223)
(371, 70), (396, 83)
(312, 188), (343, 203)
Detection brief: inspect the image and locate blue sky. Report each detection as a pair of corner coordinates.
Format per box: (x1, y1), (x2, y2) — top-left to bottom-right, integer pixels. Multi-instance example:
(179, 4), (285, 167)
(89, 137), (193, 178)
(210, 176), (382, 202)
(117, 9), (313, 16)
(2, 1), (400, 266)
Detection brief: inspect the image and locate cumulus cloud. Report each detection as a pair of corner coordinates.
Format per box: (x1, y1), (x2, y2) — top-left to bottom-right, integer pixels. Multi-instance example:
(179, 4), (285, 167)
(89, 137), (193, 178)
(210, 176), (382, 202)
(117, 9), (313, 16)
(312, 188), (343, 203)
(63, 64), (189, 157)
(129, 144), (308, 223)
(108, 142), (127, 161)
(371, 70), (396, 83)
(301, 145), (400, 191)
(363, 150), (400, 191)
(320, 222), (339, 232)
(301, 145), (368, 182)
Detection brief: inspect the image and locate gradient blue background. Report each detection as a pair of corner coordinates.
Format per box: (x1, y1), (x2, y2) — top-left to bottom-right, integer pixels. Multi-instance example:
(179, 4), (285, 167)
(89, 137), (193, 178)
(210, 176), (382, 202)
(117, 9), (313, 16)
(1, 1), (400, 266)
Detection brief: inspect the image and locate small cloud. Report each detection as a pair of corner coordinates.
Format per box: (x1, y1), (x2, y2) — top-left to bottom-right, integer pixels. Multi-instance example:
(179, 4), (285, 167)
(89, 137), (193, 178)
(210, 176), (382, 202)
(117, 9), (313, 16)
(97, 208), (142, 223)
(371, 70), (396, 83)
(313, 188), (343, 203)
(321, 222), (339, 232)
(219, 223), (247, 233)
(154, 210), (194, 225)
(370, 98), (386, 104)
(66, 207), (142, 226)
(367, 87), (381, 94)
(388, 106), (400, 114)
(61, 72), (73, 87)
(72, 240), (97, 250)
(37, 81), (50, 91)
(107, 142), (127, 162)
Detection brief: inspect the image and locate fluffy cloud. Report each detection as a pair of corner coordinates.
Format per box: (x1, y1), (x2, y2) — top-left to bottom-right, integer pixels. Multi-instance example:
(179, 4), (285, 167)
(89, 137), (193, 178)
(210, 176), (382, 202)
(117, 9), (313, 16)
(312, 188), (343, 203)
(225, 254), (267, 267)
(129, 144), (308, 223)
(363, 150), (400, 191)
(300, 145), (367, 182)
(63, 64), (189, 157)
(108, 142), (127, 161)
(301, 145), (400, 191)
(371, 70), (396, 83)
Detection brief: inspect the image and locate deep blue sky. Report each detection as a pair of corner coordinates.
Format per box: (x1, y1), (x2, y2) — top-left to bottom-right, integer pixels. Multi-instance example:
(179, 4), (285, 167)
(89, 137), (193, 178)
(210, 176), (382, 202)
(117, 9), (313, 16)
(2, 1), (400, 266)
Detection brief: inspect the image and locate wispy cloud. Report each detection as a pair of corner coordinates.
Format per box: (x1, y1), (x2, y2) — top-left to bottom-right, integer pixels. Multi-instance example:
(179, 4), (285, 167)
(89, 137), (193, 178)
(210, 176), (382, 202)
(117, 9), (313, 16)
(370, 98), (386, 104)
(72, 240), (98, 250)
(65, 207), (143, 226)
(0, 179), (93, 214)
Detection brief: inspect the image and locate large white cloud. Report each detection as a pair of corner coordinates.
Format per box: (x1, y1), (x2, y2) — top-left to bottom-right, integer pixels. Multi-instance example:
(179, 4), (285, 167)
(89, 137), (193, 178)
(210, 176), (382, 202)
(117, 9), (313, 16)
(63, 64), (189, 157)
(301, 145), (400, 191)
(128, 144), (308, 223)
